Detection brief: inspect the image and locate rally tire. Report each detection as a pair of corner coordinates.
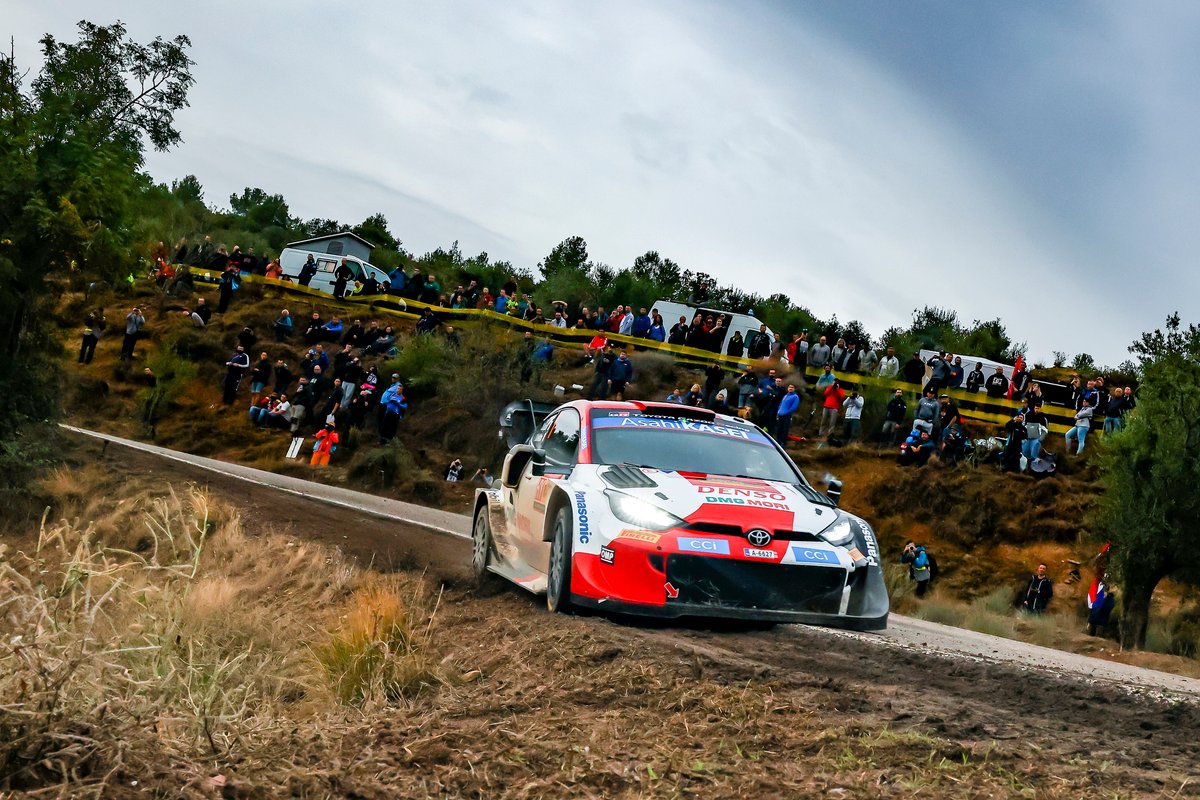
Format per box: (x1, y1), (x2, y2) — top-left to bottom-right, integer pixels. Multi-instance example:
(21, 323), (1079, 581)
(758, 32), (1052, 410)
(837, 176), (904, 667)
(546, 505), (573, 613)
(471, 506), (503, 594)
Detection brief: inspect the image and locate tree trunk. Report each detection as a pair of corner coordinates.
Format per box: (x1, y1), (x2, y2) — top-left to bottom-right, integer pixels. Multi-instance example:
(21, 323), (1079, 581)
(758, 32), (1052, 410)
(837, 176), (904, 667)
(1120, 578), (1158, 650)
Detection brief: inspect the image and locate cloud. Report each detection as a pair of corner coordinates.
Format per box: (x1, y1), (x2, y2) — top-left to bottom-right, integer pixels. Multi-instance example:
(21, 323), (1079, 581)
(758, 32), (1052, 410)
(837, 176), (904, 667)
(11, 0), (1191, 365)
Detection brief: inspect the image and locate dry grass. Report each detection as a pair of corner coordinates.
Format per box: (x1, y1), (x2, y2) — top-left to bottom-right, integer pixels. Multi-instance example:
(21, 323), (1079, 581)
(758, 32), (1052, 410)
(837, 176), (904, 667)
(0, 484), (442, 796)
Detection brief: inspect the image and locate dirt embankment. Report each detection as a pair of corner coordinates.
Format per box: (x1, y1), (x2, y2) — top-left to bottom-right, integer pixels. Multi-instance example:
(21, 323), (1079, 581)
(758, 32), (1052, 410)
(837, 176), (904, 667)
(11, 441), (1195, 798)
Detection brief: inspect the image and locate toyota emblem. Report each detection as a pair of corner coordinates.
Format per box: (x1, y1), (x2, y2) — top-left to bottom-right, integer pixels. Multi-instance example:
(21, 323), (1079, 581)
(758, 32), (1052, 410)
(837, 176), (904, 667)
(746, 528), (772, 547)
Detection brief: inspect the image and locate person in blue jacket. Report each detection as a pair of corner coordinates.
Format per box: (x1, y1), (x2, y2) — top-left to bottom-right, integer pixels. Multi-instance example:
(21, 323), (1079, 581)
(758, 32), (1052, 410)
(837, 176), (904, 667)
(608, 351), (635, 400)
(774, 383), (801, 445)
(631, 308), (653, 338)
(901, 541), (935, 597)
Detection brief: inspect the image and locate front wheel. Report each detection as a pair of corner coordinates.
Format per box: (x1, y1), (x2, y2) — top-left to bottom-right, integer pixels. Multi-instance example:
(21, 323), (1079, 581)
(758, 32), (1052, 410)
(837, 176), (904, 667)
(471, 506), (503, 593)
(546, 505), (573, 613)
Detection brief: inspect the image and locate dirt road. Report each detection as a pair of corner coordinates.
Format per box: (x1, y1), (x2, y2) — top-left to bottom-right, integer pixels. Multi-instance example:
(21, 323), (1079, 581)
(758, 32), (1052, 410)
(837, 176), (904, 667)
(64, 426), (1200, 796)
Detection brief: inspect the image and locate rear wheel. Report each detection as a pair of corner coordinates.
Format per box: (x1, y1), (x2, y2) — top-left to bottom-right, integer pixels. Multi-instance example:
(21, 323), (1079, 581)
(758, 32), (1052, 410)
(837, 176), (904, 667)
(546, 505), (573, 613)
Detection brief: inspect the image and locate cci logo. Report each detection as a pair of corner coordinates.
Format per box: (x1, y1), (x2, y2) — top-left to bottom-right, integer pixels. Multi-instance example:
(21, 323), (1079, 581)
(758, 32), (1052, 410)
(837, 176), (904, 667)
(792, 546), (836, 565)
(677, 537), (731, 555)
(745, 528), (772, 547)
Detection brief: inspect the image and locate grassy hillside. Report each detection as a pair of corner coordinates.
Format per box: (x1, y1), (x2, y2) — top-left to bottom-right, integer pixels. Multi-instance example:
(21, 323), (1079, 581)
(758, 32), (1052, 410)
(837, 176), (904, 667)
(47, 276), (1200, 660)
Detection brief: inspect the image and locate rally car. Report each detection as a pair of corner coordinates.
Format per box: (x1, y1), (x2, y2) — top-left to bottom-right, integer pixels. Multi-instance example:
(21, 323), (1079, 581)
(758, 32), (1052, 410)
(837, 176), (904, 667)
(470, 400), (889, 630)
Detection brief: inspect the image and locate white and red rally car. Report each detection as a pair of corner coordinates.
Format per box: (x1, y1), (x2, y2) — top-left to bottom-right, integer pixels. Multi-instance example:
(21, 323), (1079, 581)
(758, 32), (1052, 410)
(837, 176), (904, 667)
(471, 400), (888, 630)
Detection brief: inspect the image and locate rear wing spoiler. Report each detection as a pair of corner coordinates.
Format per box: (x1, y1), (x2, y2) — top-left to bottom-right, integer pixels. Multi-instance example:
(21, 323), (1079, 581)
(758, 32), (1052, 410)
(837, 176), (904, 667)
(499, 400), (558, 449)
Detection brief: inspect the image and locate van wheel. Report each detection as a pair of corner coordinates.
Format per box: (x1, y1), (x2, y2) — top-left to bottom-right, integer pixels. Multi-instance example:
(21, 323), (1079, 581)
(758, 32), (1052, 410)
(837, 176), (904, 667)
(546, 505), (573, 613)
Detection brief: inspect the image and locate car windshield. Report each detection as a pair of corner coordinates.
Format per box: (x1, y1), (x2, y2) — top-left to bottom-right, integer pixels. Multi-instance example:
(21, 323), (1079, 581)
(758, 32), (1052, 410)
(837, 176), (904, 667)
(590, 410), (802, 484)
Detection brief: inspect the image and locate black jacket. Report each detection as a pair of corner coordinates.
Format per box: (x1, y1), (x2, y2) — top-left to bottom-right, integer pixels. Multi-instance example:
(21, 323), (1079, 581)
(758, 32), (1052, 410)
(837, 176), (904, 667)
(746, 332), (772, 359)
(985, 373), (1009, 398)
(885, 397), (907, 423)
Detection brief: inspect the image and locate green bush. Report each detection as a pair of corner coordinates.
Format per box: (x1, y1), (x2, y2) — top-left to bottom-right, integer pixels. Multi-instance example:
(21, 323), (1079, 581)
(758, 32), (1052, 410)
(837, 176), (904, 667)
(1166, 604), (1200, 659)
(382, 334), (455, 397)
(141, 335), (198, 423)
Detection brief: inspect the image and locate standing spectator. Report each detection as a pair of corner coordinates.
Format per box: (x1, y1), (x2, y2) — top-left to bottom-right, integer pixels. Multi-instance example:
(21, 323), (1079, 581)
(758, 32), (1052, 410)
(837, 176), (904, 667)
(924, 351), (949, 394)
(902, 352), (926, 385)
(965, 361), (985, 393)
(631, 307), (652, 338)
(815, 363), (837, 392)
(618, 309), (634, 336)
(378, 377), (407, 444)
(668, 316), (689, 345)
(121, 306), (145, 360)
(726, 330), (745, 357)
(746, 324), (772, 359)
(808, 335), (832, 369)
(333, 258), (354, 299)
(947, 357), (965, 389)
(859, 343), (879, 376)
(586, 346), (615, 400)
(703, 361), (726, 407)
(223, 345), (251, 405)
(880, 388), (908, 444)
(836, 341), (859, 373)
(609, 351), (635, 400)
(1065, 398), (1094, 455)
(249, 352), (272, 406)
(272, 358), (293, 395)
(829, 338), (848, 370)
(1104, 387), (1127, 434)
(549, 310), (567, 329)
(304, 312), (325, 346)
(648, 314), (666, 342)
(842, 389), (864, 442)
(79, 310), (104, 364)
(217, 265), (237, 313)
(1022, 564), (1054, 613)
(298, 254), (318, 287)
(736, 367), (758, 410)
(877, 347), (900, 379)
(937, 394), (962, 442)
(775, 384), (800, 445)
(1020, 400), (1049, 461)
(273, 309), (293, 341)
(984, 366), (1009, 398)
(791, 332), (810, 370)
(818, 379), (845, 439)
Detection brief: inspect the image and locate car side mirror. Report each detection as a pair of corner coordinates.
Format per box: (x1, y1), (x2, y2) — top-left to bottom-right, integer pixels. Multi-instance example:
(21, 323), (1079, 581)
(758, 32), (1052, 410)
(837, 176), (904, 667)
(826, 478), (843, 507)
(502, 445), (547, 488)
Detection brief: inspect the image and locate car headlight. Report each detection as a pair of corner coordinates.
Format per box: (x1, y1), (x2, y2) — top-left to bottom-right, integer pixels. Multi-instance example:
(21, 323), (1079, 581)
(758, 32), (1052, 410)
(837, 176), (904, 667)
(819, 515), (855, 547)
(605, 491), (684, 531)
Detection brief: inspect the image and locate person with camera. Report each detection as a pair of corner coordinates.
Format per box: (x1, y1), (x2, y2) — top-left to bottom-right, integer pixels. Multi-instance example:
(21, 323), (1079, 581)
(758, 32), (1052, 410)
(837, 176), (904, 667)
(901, 541), (935, 597)
(446, 459), (464, 481)
(842, 387), (864, 442)
(818, 377), (846, 439)
(121, 306), (145, 360)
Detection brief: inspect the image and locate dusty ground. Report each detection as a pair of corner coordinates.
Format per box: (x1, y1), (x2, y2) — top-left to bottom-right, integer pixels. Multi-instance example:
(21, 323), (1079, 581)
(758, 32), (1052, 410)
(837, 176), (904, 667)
(23, 432), (1197, 798)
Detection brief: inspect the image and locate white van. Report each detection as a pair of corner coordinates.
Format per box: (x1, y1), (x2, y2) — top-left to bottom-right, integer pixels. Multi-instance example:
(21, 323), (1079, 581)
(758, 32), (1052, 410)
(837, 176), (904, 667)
(277, 248), (391, 295)
(652, 299), (775, 355)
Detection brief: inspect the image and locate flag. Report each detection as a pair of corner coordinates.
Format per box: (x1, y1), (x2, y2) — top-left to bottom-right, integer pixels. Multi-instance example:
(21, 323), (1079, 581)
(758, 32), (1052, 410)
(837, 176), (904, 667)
(1007, 353), (1024, 400)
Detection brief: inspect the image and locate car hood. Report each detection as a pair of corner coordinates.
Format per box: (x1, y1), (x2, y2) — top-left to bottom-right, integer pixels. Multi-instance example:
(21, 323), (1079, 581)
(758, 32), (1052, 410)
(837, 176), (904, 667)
(594, 466), (837, 536)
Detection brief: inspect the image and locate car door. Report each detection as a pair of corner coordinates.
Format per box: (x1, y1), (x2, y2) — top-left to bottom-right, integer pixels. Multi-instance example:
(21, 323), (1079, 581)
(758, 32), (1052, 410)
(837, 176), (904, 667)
(513, 409), (581, 572)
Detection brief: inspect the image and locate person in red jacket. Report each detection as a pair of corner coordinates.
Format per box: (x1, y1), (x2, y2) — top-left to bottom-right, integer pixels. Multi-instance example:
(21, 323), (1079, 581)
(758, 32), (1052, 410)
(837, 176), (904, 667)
(311, 422), (339, 466)
(818, 379), (846, 439)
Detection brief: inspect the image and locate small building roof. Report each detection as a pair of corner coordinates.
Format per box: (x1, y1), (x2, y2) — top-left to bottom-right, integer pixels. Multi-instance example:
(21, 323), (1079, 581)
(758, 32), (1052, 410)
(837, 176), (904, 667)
(285, 231), (376, 251)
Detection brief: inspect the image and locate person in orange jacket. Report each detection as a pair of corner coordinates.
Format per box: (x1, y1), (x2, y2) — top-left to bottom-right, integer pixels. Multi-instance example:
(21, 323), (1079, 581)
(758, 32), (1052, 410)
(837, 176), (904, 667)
(311, 422), (339, 466)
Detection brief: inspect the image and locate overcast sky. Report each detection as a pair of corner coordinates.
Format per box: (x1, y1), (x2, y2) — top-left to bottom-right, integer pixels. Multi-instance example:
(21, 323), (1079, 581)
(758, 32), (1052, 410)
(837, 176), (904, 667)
(10, 1), (1199, 365)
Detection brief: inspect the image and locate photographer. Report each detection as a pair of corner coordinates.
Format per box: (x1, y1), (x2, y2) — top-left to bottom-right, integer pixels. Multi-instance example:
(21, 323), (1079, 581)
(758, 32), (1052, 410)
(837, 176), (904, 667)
(818, 378), (846, 439)
(446, 459), (464, 482)
(842, 387), (864, 442)
(121, 306), (145, 360)
(900, 541), (935, 597)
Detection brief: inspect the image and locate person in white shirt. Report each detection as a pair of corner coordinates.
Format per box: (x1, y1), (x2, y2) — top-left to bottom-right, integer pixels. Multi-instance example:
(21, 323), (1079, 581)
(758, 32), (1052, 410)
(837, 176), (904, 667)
(842, 390), (865, 442)
(877, 347), (900, 379)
